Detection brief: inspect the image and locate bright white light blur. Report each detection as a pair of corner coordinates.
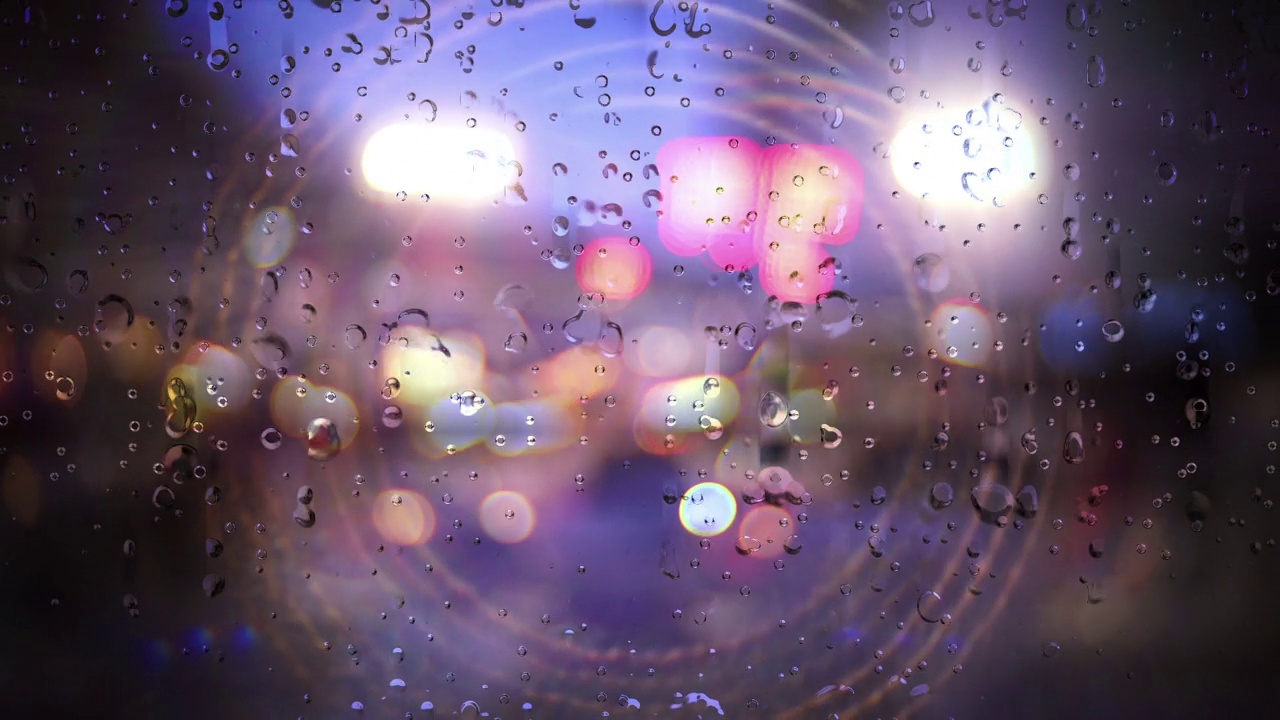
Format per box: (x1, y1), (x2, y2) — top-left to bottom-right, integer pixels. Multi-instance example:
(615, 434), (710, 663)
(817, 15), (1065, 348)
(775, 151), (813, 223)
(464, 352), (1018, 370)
(890, 97), (1037, 206)
(362, 124), (517, 202)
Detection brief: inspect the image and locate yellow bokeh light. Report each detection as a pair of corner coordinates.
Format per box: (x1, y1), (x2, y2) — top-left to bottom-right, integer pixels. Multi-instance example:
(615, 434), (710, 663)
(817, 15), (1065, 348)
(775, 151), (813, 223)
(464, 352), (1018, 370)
(372, 489), (436, 546)
(479, 490), (536, 544)
(928, 299), (994, 368)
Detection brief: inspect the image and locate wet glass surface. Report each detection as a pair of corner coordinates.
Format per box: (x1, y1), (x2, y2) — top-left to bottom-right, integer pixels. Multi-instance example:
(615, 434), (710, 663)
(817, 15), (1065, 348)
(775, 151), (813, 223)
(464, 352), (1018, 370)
(1, 1), (1279, 718)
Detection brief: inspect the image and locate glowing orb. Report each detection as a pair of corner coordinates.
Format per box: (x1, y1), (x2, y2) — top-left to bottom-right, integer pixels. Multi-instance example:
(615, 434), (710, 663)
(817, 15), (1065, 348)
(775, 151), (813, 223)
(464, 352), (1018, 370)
(890, 96), (1037, 206)
(362, 124), (516, 202)
(575, 236), (653, 303)
(928, 298), (994, 368)
(372, 489), (436, 546)
(678, 482), (737, 537)
(478, 490), (536, 544)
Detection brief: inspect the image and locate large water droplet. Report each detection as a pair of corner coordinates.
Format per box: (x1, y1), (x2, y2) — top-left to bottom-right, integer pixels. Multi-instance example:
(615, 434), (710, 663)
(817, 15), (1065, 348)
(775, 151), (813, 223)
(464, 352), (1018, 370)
(1063, 431), (1085, 464)
(917, 590), (944, 622)
(1016, 486), (1039, 517)
(251, 335), (290, 368)
(758, 391), (789, 428)
(202, 573), (226, 598)
(306, 418), (340, 460)
(913, 253), (950, 292)
(95, 294), (135, 334)
(598, 321), (624, 357)
(907, 0), (935, 26)
(504, 331), (527, 353)
(820, 424), (843, 449)
(1086, 55), (1106, 88)
(970, 484), (1014, 524)
(344, 324), (367, 350)
(1185, 397), (1209, 429)
(494, 283), (533, 312)
(261, 428), (283, 450)
(930, 482), (954, 509)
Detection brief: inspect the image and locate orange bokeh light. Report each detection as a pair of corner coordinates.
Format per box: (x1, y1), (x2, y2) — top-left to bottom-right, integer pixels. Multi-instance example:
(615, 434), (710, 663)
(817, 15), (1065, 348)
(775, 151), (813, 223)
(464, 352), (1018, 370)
(372, 489), (436, 546)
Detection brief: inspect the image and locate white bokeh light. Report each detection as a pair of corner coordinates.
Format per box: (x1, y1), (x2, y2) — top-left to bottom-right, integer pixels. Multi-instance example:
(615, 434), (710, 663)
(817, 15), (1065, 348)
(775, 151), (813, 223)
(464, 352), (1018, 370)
(890, 95), (1038, 206)
(361, 123), (517, 202)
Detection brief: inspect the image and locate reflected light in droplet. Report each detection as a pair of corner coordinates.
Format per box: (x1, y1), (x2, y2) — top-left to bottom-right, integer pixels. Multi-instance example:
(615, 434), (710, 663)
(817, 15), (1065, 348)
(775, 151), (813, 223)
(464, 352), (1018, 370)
(479, 490), (536, 543)
(372, 489), (435, 546)
(362, 123), (516, 202)
(679, 482), (737, 537)
(889, 100), (1037, 205)
(928, 298), (993, 368)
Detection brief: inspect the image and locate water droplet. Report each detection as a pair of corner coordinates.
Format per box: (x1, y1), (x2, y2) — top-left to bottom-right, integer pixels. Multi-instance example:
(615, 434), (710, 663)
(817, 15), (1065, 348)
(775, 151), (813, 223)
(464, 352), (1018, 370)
(260, 428), (283, 450)
(917, 591), (944, 622)
(344, 324), (367, 350)
(1063, 431), (1085, 464)
(202, 573), (226, 598)
(1185, 397), (1209, 429)
(1133, 288), (1158, 313)
(1101, 319), (1125, 342)
(930, 482), (954, 509)
(758, 392), (789, 428)
(1021, 430), (1039, 455)
(820, 424), (843, 449)
(54, 376), (76, 400)
(1086, 55), (1106, 88)
(907, 0), (935, 26)
(1016, 486), (1039, 517)
(913, 253), (950, 292)
(457, 391), (486, 417)
(95, 294), (135, 334)
(504, 331), (528, 353)
(1088, 539), (1105, 558)
(250, 335), (290, 368)
(871, 486), (887, 505)
(970, 484), (1014, 524)
(306, 418), (340, 460)
(867, 535), (885, 558)
(494, 283), (534, 313)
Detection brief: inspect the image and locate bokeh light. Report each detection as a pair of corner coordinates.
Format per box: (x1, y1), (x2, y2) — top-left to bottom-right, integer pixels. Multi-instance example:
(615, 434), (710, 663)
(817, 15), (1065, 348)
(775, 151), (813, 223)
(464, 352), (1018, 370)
(478, 490), (537, 544)
(678, 482), (737, 538)
(371, 489), (436, 546)
(362, 123), (517, 203)
(575, 236), (653, 303)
